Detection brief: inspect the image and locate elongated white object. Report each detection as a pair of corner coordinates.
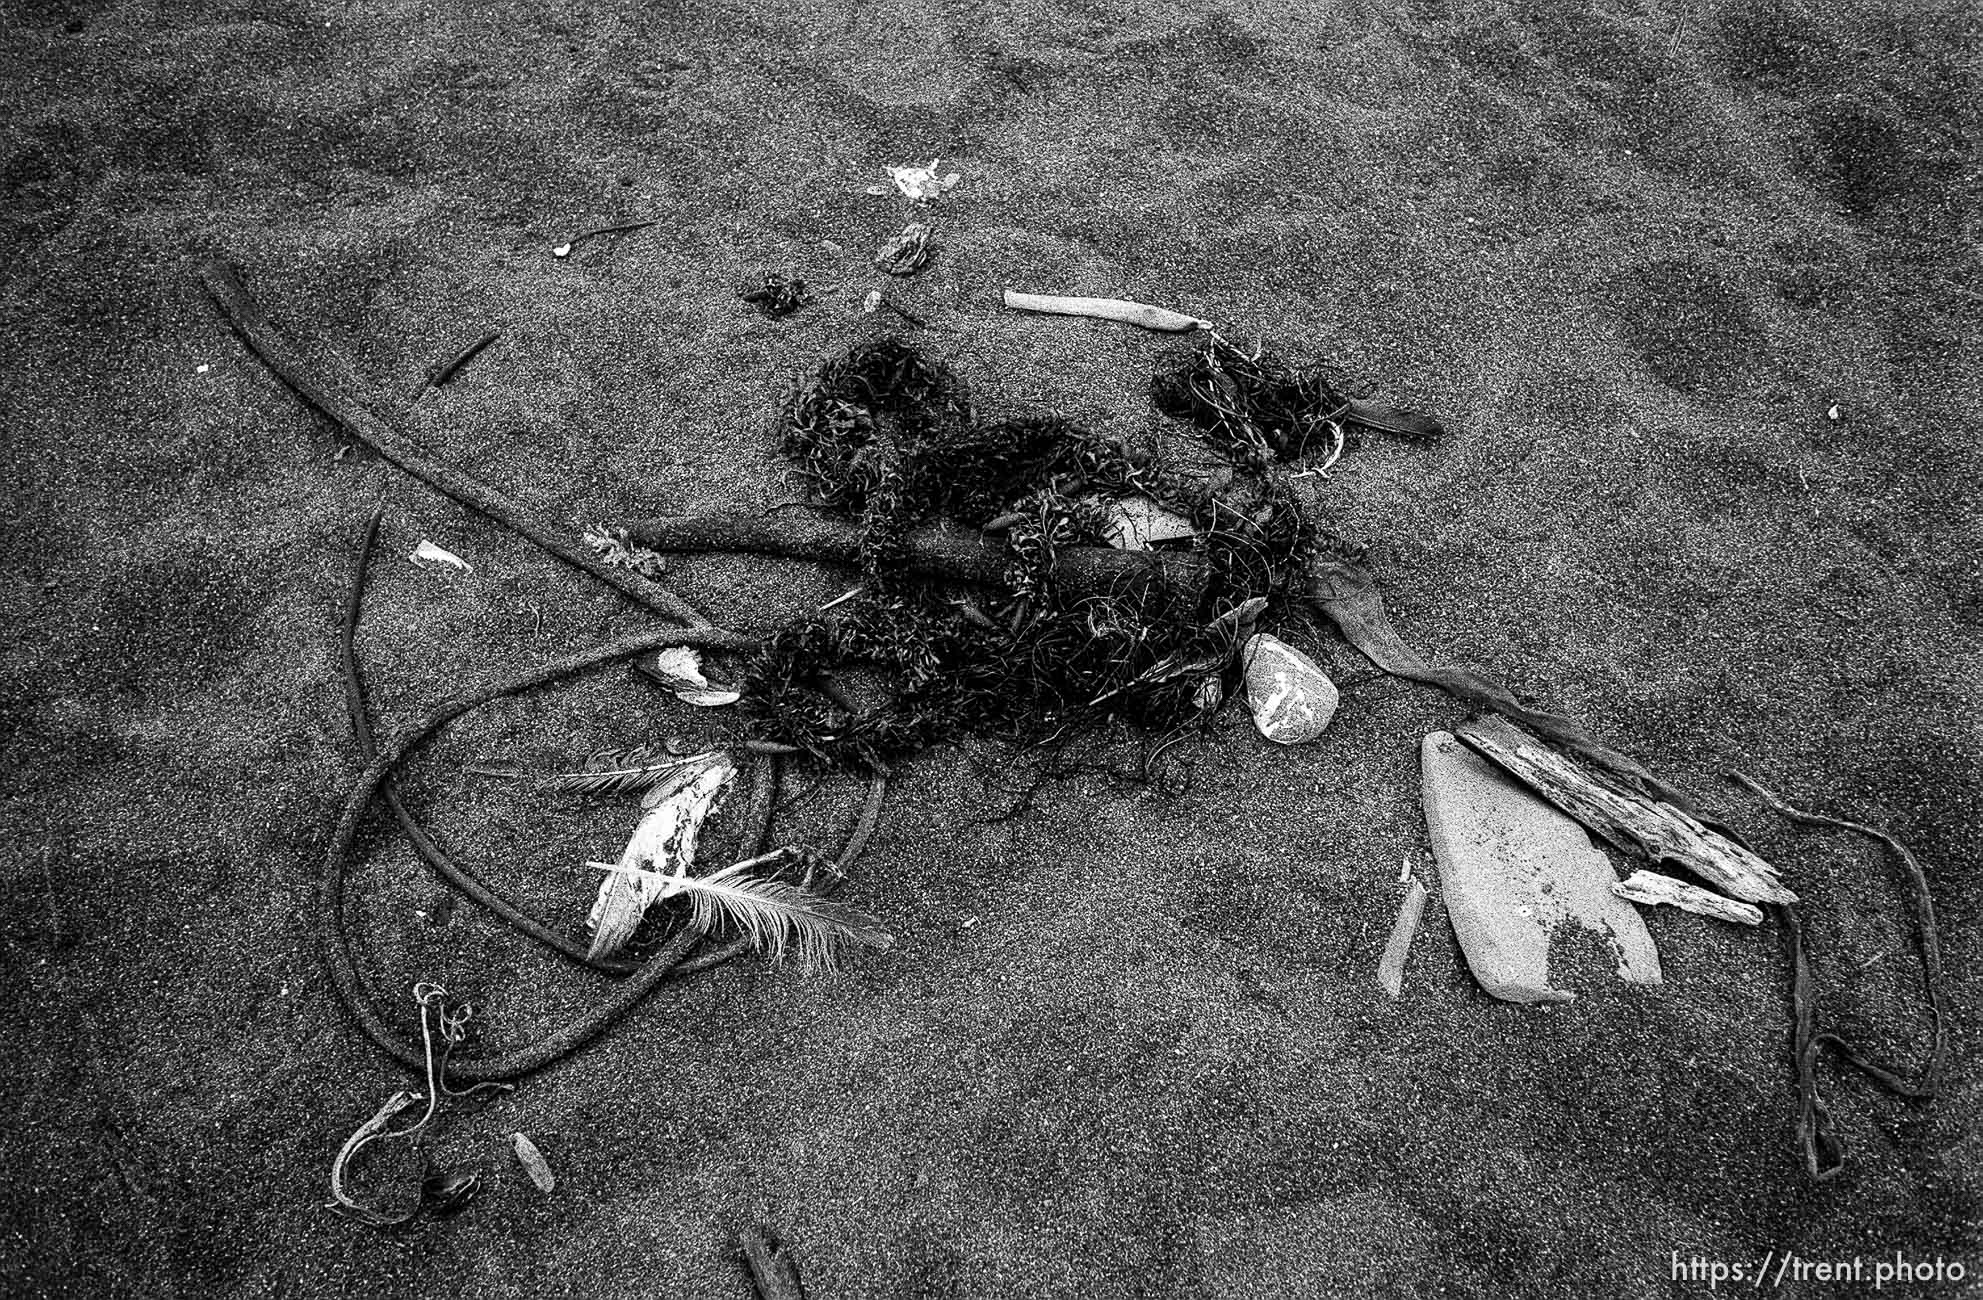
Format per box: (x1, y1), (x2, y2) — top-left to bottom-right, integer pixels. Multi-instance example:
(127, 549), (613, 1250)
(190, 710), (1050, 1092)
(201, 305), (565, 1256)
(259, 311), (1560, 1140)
(1376, 877), (1429, 998)
(1612, 870), (1764, 926)
(1002, 290), (1211, 333)
(410, 539), (472, 572)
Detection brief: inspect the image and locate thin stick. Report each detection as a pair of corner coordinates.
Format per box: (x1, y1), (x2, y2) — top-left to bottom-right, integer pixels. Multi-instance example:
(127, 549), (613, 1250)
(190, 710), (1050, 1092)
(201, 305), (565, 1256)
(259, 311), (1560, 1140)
(1002, 289), (1211, 333)
(879, 296), (928, 328)
(553, 220), (661, 256)
(419, 329), (499, 396)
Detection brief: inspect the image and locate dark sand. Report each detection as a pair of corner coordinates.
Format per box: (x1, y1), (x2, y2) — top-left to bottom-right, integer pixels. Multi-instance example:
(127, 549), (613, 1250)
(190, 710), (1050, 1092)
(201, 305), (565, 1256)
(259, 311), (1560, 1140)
(2, 1), (1978, 1295)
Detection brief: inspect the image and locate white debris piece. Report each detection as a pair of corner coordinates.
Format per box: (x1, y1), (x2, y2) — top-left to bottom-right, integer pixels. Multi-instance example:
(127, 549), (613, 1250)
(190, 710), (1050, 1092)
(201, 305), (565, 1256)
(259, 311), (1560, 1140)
(1612, 870), (1764, 926)
(586, 753), (736, 958)
(646, 646), (742, 707)
(867, 159), (961, 202)
(409, 539), (472, 573)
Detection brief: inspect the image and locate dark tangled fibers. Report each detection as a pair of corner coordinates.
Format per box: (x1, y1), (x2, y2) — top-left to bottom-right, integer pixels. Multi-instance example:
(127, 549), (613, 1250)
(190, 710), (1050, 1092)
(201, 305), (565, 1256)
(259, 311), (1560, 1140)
(745, 335), (1371, 769)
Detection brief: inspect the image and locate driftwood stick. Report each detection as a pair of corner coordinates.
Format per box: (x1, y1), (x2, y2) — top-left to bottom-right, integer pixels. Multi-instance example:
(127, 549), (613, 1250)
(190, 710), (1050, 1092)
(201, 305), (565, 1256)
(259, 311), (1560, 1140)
(617, 511), (1208, 606)
(1612, 869), (1764, 926)
(1374, 877), (1429, 998)
(1454, 715), (1797, 905)
(1002, 289), (1211, 333)
(198, 259), (708, 628)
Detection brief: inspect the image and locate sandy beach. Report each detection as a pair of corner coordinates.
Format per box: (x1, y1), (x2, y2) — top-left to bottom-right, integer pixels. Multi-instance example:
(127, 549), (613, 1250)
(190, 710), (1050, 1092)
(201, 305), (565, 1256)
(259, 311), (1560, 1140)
(2, 0), (1978, 1294)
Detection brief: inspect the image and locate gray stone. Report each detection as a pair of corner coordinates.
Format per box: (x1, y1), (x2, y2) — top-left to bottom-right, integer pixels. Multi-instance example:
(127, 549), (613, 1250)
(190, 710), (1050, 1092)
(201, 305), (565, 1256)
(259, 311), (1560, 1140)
(1420, 730), (1662, 1004)
(1243, 633), (1339, 744)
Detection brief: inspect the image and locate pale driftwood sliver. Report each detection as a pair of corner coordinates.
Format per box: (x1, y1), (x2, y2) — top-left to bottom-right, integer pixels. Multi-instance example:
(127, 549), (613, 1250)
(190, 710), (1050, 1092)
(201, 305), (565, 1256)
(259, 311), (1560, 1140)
(1375, 877), (1430, 998)
(1002, 289), (1211, 332)
(1612, 869), (1764, 925)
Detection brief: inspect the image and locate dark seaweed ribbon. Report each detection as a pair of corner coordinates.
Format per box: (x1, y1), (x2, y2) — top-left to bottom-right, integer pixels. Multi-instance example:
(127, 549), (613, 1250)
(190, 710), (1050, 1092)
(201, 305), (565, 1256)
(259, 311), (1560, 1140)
(1728, 774), (1949, 1182)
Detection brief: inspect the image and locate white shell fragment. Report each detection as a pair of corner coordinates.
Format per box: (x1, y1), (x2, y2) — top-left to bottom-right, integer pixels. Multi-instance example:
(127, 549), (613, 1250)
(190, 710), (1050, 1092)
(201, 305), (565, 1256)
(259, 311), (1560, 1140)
(1612, 870), (1764, 926)
(868, 159), (961, 201)
(1102, 496), (1198, 551)
(861, 290), (882, 314)
(409, 539), (472, 573)
(1375, 877), (1430, 999)
(1192, 676), (1223, 712)
(1242, 633), (1339, 744)
(646, 646), (741, 707)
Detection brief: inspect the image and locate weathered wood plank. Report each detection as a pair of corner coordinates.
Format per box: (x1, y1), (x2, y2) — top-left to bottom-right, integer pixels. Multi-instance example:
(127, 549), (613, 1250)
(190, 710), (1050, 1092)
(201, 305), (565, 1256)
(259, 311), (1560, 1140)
(1454, 716), (1796, 905)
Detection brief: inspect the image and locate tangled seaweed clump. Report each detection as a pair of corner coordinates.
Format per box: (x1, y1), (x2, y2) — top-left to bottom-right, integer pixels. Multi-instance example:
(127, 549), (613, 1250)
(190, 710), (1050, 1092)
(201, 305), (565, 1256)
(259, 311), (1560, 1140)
(743, 335), (1389, 770)
(1152, 333), (1445, 467)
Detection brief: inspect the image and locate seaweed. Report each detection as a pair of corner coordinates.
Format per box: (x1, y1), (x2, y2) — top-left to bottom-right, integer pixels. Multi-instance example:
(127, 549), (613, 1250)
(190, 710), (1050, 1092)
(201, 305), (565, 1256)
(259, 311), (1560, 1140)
(747, 336), (1351, 769)
(739, 272), (813, 319)
(1152, 333), (1445, 467)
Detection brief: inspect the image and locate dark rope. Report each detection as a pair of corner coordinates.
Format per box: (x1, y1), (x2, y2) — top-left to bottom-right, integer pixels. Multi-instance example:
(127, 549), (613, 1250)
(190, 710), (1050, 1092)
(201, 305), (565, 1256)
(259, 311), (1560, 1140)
(342, 504), (639, 977)
(320, 616), (760, 1081)
(331, 514), (890, 1080)
(199, 259), (709, 628)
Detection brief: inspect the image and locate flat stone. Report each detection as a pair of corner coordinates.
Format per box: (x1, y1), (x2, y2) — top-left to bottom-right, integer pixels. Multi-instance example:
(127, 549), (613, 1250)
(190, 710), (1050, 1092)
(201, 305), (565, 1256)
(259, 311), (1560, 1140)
(1243, 633), (1338, 744)
(1420, 730), (1661, 1004)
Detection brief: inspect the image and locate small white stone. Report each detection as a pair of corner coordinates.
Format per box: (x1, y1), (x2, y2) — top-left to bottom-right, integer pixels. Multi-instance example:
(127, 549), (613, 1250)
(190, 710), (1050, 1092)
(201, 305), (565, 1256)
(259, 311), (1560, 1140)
(1242, 633), (1338, 744)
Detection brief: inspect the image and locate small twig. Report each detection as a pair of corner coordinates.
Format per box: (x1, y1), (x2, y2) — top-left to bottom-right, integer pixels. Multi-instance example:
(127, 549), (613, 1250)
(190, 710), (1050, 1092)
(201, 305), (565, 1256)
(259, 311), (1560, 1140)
(408, 330), (499, 405)
(878, 295), (927, 328)
(552, 220), (660, 258)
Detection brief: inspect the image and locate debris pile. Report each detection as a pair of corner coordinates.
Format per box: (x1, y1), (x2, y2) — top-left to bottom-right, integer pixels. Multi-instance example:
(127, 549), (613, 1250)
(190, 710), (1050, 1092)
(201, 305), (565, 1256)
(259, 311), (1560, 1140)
(720, 334), (1398, 770)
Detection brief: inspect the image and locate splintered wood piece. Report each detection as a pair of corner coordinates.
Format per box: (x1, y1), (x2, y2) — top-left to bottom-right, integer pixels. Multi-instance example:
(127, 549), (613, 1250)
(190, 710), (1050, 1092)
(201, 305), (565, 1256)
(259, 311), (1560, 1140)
(1613, 870), (1764, 926)
(1454, 716), (1796, 905)
(1375, 877), (1430, 998)
(1002, 289), (1211, 332)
